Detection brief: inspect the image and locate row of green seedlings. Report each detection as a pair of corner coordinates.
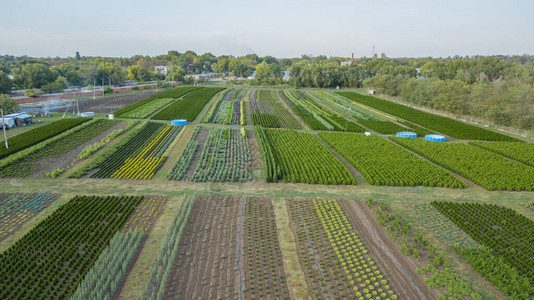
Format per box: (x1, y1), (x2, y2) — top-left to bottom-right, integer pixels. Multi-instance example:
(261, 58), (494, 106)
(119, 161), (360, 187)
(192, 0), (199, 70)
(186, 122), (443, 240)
(90, 122), (165, 178)
(405, 202), (479, 249)
(312, 91), (423, 135)
(432, 201), (534, 298)
(252, 90), (302, 129)
(0, 119), (119, 178)
(151, 87), (225, 121)
(141, 196), (194, 300)
(231, 89), (245, 125)
(69, 121), (149, 178)
(336, 91), (519, 141)
(0, 193), (59, 241)
(0, 193), (58, 220)
(254, 126), (281, 183)
(189, 128), (252, 182)
(167, 126), (200, 180)
(0, 118), (89, 159)
(262, 128), (354, 185)
(78, 120), (139, 160)
(121, 98), (175, 119)
(0, 195), (142, 300)
(244, 197), (290, 299)
(70, 230), (144, 300)
(316, 199), (399, 300)
(284, 90), (334, 130)
(292, 90), (368, 132)
(366, 199), (481, 299)
(392, 137), (534, 191)
(114, 86), (201, 117)
(288, 198), (349, 299)
(203, 89), (232, 123)
(319, 132), (465, 188)
(469, 140), (534, 167)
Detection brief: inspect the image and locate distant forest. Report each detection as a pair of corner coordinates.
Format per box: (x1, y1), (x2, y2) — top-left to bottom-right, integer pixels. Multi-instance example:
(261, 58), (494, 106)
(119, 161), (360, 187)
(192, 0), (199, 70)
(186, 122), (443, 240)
(0, 52), (532, 130)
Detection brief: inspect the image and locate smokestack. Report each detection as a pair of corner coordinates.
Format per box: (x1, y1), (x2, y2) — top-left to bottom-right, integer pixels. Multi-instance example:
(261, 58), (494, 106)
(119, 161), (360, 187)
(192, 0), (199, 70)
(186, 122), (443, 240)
(351, 53), (354, 64)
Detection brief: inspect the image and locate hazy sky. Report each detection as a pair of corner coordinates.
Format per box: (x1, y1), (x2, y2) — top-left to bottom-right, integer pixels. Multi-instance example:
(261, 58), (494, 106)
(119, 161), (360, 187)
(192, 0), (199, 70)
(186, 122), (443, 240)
(1, 0), (533, 58)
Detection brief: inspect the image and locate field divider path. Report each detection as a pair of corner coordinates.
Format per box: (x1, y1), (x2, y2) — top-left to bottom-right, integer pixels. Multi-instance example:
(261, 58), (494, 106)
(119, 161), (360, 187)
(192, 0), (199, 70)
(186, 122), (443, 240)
(296, 200), (331, 300)
(352, 200), (426, 300)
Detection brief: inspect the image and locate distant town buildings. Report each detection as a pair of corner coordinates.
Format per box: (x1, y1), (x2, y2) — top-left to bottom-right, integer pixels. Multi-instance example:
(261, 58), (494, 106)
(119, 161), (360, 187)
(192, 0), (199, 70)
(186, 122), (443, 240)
(154, 66), (170, 75)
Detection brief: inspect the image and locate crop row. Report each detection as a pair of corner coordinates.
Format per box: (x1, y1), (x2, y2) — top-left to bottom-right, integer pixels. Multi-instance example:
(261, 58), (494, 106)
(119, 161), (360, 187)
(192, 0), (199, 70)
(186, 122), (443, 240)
(167, 127), (200, 180)
(123, 196), (166, 232)
(244, 197), (290, 299)
(405, 202), (479, 249)
(114, 86), (201, 117)
(110, 125), (180, 180)
(0, 193), (59, 242)
(392, 138), (534, 191)
(189, 128), (252, 182)
(141, 196), (194, 300)
(432, 201), (534, 283)
(0, 119), (119, 178)
(264, 129), (354, 184)
(367, 199), (480, 299)
(336, 91), (520, 141)
(254, 126), (280, 183)
(0, 118), (89, 159)
(91, 122), (166, 178)
(121, 98), (175, 119)
(0, 195), (143, 300)
(70, 230), (144, 300)
(320, 132), (464, 188)
(151, 87), (225, 121)
(252, 90), (302, 129)
(469, 141), (534, 167)
(203, 89), (231, 123)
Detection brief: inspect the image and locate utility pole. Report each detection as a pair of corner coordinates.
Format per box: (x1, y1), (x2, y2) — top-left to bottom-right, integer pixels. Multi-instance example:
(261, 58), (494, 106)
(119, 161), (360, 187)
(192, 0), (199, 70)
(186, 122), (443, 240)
(1, 109), (8, 149)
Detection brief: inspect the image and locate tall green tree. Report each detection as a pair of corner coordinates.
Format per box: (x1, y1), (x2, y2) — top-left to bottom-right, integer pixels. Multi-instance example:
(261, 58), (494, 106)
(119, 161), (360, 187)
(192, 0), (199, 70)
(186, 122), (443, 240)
(0, 94), (18, 114)
(0, 71), (13, 93)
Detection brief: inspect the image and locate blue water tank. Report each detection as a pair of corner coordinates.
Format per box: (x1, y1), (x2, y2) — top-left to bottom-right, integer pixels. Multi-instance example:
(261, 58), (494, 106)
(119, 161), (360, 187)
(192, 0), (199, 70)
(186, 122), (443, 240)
(171, 119), (187, 126)
(425, 134), (445, 142)
(396, 131), (417, 138)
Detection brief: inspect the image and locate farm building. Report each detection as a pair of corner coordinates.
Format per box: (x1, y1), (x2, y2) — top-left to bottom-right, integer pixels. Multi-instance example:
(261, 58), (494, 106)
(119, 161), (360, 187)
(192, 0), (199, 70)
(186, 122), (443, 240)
(425, 134), (446, 142)
(396, 131), (417, 138)
(4, 113), (33, 126)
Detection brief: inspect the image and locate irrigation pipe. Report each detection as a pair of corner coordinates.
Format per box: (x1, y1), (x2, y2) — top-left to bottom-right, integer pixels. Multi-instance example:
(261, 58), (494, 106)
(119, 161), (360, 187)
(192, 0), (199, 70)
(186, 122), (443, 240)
(352, 200), (425, 300)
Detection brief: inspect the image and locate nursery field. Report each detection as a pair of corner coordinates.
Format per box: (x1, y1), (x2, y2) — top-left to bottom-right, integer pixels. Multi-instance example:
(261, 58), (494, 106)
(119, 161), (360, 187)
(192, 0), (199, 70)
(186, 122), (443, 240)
(0, 86), (532, 300)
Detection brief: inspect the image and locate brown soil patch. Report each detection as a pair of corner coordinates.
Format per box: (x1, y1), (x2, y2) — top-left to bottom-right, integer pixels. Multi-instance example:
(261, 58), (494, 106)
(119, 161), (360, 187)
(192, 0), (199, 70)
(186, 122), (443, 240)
(165, 195), (241, 299)
(76, 91), (160, 114)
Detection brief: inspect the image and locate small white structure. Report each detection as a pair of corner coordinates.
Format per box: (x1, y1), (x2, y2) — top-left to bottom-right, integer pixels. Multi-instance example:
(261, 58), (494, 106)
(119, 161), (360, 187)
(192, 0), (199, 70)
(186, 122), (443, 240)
(364, 132), (371, 136)
(108, 114), (115, 120)
(367, 90), (376, 95)
(81, 112), (95, 117)
(154, 66), (170, 75)
(0, 117), (15, 128)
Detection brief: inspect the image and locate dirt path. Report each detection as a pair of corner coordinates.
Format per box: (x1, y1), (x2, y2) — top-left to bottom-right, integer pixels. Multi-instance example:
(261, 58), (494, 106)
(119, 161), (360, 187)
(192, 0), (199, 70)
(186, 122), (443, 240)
(340, 199), (438, 300)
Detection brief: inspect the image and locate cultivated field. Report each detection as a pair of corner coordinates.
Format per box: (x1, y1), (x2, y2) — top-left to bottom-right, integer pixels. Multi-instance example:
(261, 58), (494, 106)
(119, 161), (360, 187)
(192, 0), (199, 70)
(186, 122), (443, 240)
(0, 85), (532, 300)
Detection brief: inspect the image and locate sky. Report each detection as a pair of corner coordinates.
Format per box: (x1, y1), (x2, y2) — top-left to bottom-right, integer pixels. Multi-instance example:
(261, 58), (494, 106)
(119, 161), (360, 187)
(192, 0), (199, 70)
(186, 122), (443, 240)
(1, 0), (533, 59)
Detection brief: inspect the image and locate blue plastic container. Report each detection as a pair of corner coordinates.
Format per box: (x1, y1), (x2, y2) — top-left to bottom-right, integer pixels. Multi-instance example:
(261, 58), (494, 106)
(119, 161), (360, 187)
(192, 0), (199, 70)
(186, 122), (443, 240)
(425, 134), (445, 142)
(171, 119), (187, 126)
(396, 131), (417, 138)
